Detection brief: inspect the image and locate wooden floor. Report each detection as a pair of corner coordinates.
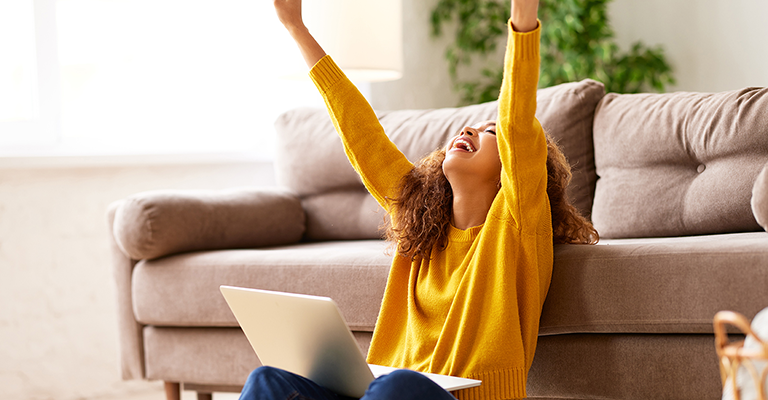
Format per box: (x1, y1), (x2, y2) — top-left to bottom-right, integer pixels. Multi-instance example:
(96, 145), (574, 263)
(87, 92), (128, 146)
(91, 388), (240, 400)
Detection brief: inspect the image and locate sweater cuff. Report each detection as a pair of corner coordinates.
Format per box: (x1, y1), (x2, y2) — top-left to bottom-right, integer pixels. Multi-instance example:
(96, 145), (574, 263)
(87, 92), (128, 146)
(456, 368), (528, 400)
(508, 19), (541, 61)
(309, 55), (346, 94)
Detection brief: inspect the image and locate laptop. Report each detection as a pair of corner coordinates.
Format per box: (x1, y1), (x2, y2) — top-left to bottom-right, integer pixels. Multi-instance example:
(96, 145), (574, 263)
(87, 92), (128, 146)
(220, 285), (481, 398)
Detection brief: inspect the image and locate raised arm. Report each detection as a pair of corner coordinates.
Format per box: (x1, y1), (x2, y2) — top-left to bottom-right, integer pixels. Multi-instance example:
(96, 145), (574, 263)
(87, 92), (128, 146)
(511, 0), (539, 33)
(273, 0), (326, 68)
(272, 0), (413, 210)
(494, 0), (547, 228)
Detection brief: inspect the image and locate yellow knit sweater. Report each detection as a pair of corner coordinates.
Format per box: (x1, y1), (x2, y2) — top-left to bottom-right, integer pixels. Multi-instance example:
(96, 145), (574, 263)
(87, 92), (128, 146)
(309, 22), (551, 400)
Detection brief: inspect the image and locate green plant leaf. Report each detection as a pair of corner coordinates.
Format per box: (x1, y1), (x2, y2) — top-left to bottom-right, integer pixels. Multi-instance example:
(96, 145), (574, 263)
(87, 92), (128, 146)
(431, 0), (676, 104)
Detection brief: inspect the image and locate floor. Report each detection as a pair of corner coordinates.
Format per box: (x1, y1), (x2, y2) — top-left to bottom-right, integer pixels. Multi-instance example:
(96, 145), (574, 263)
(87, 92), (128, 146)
(93, 388), (240, 400)
(1, 161), (276, 400)
(75, 381), (242, 400)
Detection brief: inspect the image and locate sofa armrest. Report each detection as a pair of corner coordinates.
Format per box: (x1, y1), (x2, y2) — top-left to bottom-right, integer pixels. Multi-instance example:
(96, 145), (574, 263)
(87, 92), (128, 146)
(107, 202), (145, 380)
(752, 162), (768, 231)
(112, 187), (305, 260)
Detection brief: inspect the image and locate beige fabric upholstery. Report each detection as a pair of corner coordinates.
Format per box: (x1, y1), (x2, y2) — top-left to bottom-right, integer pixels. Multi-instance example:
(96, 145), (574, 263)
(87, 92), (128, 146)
(527, 334), (721, 399)
(275, 79), (605, 240)
(302, 190), (387, 240)
(752, 161), (768, 231)
(107, 202), (144, 380)
(592, 87), (768, 238)
(143, 327), (372, 388)
(541, 232), (768, 335)
(131, 232), (768, 336)
(535, 79), (605, 219)
(132, 241), (391, 331)
(113, 188), (305, 260)
(143, 327), (259, 386)
(142, 329), (724, 399)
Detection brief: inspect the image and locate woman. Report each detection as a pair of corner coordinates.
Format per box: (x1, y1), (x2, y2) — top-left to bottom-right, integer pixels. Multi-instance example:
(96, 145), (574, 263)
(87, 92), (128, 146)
(241, 0), (598, 399)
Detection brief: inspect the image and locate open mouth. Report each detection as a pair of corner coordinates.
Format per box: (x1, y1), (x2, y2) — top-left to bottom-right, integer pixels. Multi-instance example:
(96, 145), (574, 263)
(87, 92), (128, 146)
(453, 138), (476, 153)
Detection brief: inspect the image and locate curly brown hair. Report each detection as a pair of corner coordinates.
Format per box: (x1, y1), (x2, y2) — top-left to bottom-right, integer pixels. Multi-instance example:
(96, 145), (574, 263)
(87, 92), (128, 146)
(384, 133), (598, 260)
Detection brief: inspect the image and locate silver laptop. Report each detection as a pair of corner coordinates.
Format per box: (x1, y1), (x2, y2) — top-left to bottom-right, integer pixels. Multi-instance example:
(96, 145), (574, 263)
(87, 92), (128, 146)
(220, 285), (481, 398)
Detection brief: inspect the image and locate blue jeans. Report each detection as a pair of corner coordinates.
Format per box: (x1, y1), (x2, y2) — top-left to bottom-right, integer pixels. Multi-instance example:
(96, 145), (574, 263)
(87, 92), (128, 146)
(239, 366), (458, 400)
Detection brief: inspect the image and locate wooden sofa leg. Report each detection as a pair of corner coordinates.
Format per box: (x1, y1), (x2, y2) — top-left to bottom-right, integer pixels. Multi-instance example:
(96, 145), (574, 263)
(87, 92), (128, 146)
(197, 392), (213, 400)
(164, 381), (181, 400)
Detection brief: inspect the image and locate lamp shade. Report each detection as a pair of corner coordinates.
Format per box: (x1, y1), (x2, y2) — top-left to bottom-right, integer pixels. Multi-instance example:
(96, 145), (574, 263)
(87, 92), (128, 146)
(303, 0), (402, 82)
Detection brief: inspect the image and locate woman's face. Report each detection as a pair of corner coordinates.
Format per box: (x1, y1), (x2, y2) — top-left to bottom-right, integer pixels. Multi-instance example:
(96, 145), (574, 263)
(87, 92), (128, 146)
(442, 120), (502, 187)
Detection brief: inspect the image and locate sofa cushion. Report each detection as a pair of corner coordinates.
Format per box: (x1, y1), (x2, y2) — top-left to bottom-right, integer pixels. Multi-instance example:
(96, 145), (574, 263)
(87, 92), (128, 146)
(302, 190), (387, 240)
(143, 327), (258, 386)
(133, 233), (768, 336)
(752, 161), (768, 231)
(142, 327), (373, 387)
(592, 87), (768, 238)
(132, 240), (392, 331)
(528, 334), (721, 400)
(113, 188), (305, 260)
(541, 232), (768, 335)
(275, 79), (605, 240)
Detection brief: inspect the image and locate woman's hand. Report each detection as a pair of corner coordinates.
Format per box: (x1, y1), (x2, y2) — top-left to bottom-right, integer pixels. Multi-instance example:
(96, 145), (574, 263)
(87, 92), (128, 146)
(510, 0), (539, 32)
(273, 0), (304, 32)
(273, 0), (326, 69)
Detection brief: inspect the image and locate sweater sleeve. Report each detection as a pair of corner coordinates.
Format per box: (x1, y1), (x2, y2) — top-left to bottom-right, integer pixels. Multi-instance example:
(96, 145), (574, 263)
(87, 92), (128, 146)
(495, 21), (549, 231)
(309, 56), (414, 212)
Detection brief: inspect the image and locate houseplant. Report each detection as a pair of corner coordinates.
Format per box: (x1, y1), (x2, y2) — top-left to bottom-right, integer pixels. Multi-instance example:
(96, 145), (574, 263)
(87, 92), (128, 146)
(431, 0), (676, 104)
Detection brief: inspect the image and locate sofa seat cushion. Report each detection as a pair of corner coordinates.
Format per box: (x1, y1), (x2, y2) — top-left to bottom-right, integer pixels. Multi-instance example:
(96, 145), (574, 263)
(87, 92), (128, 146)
(132, 240), (392, 331)
(134, 233), (768, 336)
(540, 232), (768, 335)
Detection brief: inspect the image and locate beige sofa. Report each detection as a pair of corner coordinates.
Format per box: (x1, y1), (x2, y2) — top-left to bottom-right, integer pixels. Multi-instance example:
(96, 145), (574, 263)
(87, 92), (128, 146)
(108, 79), (768, 400)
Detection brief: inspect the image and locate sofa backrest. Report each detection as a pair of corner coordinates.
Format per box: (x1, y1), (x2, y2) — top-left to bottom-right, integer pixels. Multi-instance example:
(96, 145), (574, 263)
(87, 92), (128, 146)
(275, 79), (605, 241)
(592, 87), (768, 238)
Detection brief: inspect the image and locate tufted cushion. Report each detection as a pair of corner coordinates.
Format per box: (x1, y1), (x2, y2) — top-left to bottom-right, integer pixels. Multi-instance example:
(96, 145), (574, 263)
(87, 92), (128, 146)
(275, 79), (605, 240)
(752, 161), (768, 231)
(592, 87), (768, 238)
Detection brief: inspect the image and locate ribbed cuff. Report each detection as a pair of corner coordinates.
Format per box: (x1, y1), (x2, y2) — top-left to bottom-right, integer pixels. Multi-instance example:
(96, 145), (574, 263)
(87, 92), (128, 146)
(455, 368), (528, 400)
(508, 19), (541, 61)
(309, 55), (346, 94)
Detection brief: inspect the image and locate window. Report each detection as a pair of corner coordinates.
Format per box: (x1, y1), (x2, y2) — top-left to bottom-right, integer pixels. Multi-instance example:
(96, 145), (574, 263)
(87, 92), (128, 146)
(1, 0), (326, 159)
(0, 0), (59, 148)
(0, 1), (38, 123)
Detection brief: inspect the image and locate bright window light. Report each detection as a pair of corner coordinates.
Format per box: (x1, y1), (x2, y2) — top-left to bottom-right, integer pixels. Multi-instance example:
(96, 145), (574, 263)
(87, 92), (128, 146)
(2, 0), (326, 158)
(0, 0), (39, 123)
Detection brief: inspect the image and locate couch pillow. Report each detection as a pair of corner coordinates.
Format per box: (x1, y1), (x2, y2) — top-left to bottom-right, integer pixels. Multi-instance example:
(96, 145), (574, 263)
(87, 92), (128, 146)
(113, 188), (305, 260)
(536, 79), (605, 219)
(275, 79), (605, 240)
(752, 161), (768, 231)
(592, 87), (768, 238)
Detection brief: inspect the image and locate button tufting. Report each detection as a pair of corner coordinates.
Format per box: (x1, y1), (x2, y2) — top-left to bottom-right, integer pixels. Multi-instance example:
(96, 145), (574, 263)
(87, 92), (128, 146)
(697, 164), (706, 173)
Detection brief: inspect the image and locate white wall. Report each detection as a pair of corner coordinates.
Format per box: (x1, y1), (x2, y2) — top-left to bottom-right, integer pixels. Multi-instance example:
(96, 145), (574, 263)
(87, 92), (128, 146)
(609, 0), (768, 92)
(368, 0), (462, 110)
